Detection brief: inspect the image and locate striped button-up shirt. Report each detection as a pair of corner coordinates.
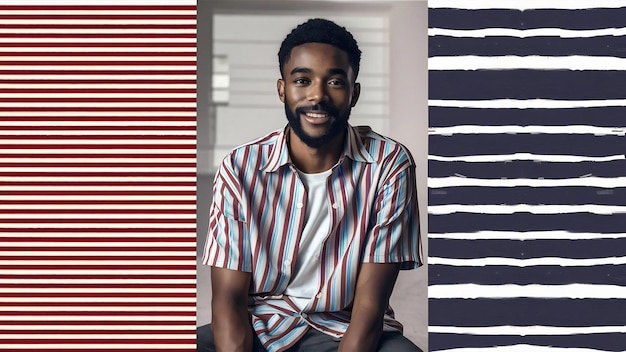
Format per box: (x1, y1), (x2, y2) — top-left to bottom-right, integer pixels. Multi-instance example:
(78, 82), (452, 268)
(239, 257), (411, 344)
(203, 124), (422, 352)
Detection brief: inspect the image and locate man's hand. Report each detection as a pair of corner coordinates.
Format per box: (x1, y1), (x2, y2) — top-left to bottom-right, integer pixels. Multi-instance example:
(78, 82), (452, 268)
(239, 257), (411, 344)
(211, 267), (254, 352)
(338, 263), (401, 352)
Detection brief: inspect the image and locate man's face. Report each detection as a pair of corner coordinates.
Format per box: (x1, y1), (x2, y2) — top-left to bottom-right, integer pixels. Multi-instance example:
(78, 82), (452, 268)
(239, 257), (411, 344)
(278, 42), (360, 149)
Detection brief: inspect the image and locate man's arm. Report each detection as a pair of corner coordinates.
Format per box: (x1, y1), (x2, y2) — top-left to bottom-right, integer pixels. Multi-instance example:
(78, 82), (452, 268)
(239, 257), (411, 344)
(211, 267), (254, 352)
(338, 262), (401, 352)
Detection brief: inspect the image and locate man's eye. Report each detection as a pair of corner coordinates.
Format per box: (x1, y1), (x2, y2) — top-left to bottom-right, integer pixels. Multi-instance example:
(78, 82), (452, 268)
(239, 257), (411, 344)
(329, 79), (345, 86)
(294, 78), (308, 84)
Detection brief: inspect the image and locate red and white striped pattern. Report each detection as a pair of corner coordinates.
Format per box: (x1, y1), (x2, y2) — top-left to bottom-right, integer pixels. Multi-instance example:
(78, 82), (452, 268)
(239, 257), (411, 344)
(0, 4), (196, 350)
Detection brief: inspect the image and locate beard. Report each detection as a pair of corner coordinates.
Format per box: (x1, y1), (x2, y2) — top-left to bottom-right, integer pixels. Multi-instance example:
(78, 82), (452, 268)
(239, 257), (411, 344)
(284, 100), (351, 149)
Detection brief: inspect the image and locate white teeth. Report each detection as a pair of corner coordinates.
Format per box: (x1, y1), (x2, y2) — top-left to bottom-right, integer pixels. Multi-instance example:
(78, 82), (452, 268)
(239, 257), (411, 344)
(305, 112), (328, 118)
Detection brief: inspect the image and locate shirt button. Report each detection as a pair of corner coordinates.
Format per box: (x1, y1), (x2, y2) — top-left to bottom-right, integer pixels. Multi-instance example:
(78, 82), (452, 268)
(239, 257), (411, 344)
(296, 203), (304, 209)
(332, 203), (339, 209)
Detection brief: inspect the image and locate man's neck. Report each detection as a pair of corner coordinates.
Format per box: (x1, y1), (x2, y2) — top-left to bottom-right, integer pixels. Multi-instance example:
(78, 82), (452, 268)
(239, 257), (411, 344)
(287, 128), (345, 174)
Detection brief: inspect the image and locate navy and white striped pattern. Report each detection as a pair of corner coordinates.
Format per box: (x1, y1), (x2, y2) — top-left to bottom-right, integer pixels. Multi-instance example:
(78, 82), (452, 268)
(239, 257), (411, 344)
(428, 1), (626, 351)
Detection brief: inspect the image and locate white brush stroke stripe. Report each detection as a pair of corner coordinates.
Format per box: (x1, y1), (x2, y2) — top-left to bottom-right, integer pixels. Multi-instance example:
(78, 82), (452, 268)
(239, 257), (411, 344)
(2, 242), (194, 247)
(0, 47), (195, 52)
(429, 56), (626, 71)
(428, 231), (626, 240)
(0, 38), (196, 43)
(429, 126), (625, 136)
(429, 27), (626, 38)
(428, 176), (626, 188)
(429, 325), (626, 335)
(428, 284), (626, 299)
(431, 345), (615, 352)
(429, 204), (626, 215)
(429, 99), (626, 109)
(428, 154), (625, 162)
(428, 256), (626, 267)
(428, 0), (626, 10)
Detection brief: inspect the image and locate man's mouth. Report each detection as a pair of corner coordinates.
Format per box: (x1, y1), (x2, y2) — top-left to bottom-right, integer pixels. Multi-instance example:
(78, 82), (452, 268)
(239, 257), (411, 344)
(304, 111), (329, 119)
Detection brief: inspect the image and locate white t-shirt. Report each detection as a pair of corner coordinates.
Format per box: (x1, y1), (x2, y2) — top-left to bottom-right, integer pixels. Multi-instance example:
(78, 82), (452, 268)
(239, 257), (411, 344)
(284, 168), (332, 311)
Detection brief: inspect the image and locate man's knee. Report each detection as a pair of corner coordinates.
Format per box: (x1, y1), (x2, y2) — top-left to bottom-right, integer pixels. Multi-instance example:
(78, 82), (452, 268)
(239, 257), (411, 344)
(377, 332), (423, 352)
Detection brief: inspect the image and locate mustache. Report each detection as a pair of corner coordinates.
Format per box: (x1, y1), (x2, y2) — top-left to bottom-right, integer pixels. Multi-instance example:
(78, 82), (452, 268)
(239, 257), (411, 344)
(295, 103), (339, 116)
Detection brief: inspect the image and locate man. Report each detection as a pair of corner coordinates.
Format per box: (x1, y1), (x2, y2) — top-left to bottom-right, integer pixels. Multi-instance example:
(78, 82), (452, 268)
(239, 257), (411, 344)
(198, 18), (422, 352)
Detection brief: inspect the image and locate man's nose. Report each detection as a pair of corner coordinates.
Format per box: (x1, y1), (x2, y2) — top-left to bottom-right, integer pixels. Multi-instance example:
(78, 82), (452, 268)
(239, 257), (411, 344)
(306, 81), (328, 104)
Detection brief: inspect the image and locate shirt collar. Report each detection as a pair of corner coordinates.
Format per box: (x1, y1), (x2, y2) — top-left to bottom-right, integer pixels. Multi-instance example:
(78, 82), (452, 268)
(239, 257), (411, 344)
(260, 124), (376, 173)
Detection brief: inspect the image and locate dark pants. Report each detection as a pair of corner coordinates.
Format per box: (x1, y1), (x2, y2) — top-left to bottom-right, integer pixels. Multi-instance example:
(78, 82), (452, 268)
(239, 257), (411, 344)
(197, 323), (423, 352)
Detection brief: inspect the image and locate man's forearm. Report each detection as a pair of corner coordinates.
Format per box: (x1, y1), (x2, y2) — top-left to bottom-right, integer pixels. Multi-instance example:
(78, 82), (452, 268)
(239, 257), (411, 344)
(211, 300), (254, 352)
(338, 302), (384, 352)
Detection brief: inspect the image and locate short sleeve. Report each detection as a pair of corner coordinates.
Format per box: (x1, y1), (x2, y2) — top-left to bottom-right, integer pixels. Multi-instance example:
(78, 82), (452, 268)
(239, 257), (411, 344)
(362, 157), (422, 270)
(201, 156), (252, 272)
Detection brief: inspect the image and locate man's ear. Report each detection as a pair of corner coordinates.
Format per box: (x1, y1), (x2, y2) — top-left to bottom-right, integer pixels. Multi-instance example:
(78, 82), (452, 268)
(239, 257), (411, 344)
(350, 82), (361, 107)
(277, 79), (285, 103)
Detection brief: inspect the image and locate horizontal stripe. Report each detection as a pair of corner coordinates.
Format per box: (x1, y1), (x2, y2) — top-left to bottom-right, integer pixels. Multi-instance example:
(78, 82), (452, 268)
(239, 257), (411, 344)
(0, 223), (194, 228)
(429, 284), (626, 299)
(430, 134), (622, 157)
(429, 7), (626, 30)
(430, 70), (626, 100)
(0, 10), (195, 15)
(428, 154), (624, 162)
(429, 126), (624, 136)
(429, 177), (626, 188)
(0, 289), (195, 293)
(429, 326), (626, 335)
(429, 56), (626, 70)
(428, 231), (626, 240)
(429, 160), (625, 179)
(430, 335), (626, 352)
(0, 205), (195, 209)
(429, 27), (626, 38)
(428, 213), (626, 233)
(0, 303), (195, 309)
(0, 345), (193, 349)
(0, 298), (194, 303)
(429, 298), (626, 327)
(429, 204), (626, 215)
(430, 99), (626, 109)
(0, 75), (196, 79)
(429, 186), (625, 206)
(429, 257), (626, 267)
(0, 334), (195, 339)
(430, 264), (626, 285)
(429, 106), (626, 127)
(428, 1), (626, 10)
(0, 46), (195, 51)
(1, 241), (195, 247)
(429, 37), (626, 58)
(0, 260), (194, 264)
(0, 29), (195, 34)
(0, 251), (194, 255)
(429, 238), (626, 259)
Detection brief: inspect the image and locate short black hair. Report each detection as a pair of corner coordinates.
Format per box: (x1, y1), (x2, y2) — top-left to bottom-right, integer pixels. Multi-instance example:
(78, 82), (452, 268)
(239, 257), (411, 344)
(278, 18), (361, 79)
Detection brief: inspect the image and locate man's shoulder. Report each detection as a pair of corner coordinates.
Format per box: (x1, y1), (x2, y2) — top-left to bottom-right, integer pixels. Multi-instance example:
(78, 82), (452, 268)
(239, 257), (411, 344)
(221, 128), (284, 164)
(352, 125), (415, 166)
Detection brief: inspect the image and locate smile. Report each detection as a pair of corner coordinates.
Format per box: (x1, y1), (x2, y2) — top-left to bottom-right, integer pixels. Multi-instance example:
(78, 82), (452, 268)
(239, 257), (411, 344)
(305, 111), (329, 118)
